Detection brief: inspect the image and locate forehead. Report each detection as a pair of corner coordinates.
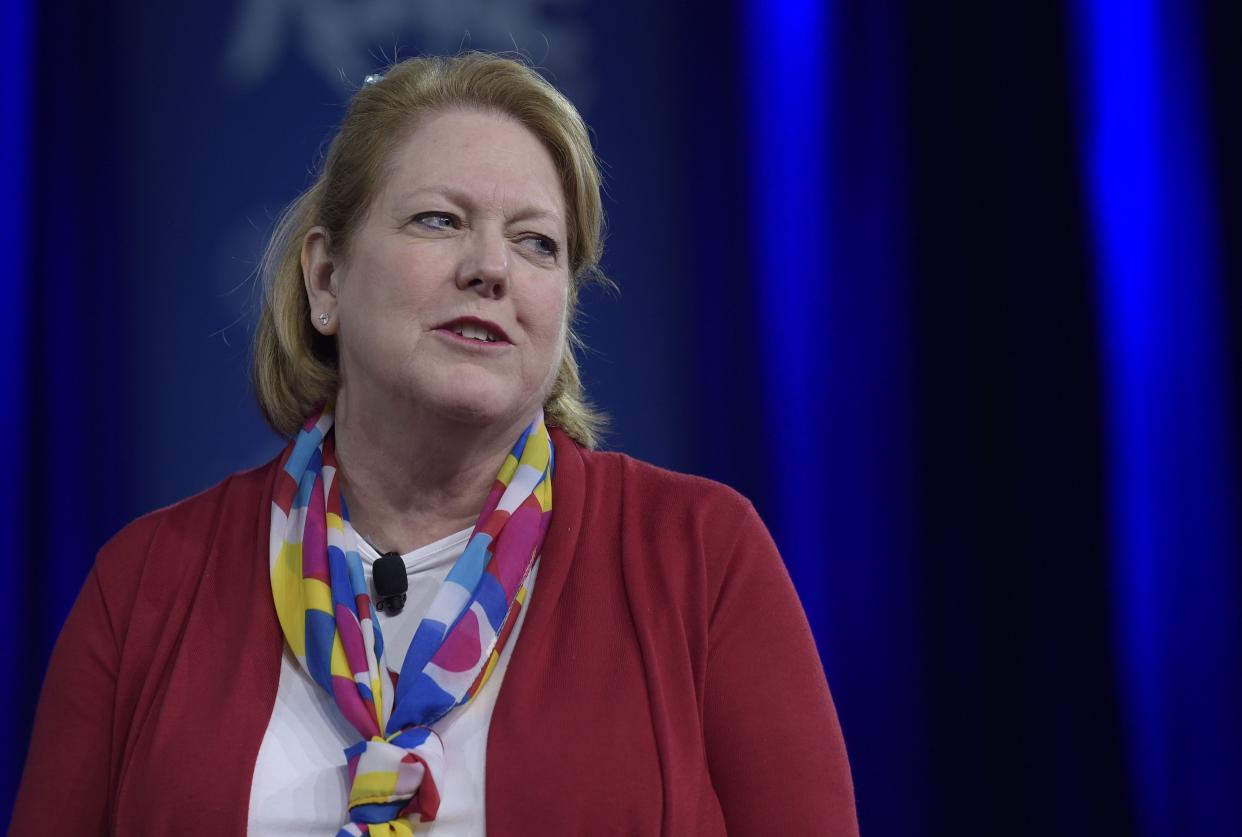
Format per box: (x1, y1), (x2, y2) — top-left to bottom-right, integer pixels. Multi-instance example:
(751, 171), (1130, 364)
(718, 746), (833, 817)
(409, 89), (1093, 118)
(378, 108), (566, 222)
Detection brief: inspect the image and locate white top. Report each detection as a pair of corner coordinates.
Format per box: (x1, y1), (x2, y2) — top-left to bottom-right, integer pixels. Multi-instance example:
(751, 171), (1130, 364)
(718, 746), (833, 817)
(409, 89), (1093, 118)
(247, 527), (537, 836)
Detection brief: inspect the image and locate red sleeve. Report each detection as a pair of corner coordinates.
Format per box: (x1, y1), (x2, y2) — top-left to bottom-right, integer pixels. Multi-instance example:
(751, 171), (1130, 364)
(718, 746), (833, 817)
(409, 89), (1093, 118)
(702, 502), (859, 836)
(9, 566), (118, 834)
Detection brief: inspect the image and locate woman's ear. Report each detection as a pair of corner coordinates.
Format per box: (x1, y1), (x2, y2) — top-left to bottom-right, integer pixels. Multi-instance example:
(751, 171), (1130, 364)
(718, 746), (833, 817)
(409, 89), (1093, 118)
(302, 226), (339, 335)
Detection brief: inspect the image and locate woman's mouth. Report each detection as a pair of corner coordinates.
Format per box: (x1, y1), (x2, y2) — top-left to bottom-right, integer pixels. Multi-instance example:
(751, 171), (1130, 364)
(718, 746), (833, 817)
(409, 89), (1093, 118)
(433, 316), (511, 347)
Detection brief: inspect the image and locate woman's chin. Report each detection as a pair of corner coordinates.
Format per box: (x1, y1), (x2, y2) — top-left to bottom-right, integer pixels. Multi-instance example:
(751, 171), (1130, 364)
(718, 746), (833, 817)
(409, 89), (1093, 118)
(341, 367), (541, 434)
(423, 386), (533, 432)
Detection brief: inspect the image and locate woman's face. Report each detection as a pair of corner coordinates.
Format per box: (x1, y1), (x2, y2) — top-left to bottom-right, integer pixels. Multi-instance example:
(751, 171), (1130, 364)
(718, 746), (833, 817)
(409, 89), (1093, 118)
(312, 108), (570, 433)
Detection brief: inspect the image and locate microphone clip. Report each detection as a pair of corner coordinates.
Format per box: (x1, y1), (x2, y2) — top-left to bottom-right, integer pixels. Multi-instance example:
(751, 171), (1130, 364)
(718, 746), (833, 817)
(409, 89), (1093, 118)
(373, 551), (408, 614)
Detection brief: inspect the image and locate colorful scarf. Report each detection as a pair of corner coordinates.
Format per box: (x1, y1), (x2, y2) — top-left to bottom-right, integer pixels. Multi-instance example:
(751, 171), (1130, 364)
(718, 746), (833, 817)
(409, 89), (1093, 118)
(269, 407), (553, 836)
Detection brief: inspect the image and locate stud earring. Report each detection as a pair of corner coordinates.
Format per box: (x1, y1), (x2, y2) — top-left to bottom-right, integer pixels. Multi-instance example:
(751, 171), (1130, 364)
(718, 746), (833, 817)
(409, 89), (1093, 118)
(318, 312), (330, 326)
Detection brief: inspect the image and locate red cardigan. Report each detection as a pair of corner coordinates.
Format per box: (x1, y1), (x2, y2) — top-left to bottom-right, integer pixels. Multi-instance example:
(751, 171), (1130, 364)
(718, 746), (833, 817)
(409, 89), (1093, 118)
(11, 431), (858, 835)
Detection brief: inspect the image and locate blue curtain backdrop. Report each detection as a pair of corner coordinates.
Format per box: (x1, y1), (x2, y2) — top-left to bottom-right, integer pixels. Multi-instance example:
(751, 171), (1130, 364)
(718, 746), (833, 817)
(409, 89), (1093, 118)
(0, 0), (33, 818)
(4, 1), (1240, 834)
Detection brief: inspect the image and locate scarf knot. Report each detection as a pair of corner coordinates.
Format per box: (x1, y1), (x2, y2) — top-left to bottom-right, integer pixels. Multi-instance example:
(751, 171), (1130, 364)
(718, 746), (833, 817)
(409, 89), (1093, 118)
(342, 727), (445, 827)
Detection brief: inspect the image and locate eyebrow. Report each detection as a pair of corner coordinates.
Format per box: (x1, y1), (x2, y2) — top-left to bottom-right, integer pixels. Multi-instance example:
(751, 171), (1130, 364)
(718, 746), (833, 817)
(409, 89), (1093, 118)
(395, 185), (563, 226)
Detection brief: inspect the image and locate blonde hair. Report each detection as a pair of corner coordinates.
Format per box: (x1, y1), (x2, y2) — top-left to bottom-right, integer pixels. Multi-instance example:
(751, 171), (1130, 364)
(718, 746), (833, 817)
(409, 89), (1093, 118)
(252, 53), (609, 446)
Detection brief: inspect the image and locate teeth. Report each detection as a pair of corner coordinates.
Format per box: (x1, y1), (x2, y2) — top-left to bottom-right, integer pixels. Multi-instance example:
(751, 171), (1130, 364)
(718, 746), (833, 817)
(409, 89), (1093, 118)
(451, 322), (496, 342)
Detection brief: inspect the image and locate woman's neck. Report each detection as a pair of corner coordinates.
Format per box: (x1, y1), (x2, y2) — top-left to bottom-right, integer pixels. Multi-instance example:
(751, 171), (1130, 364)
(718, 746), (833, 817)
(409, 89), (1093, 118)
(331, 391), (530, 555)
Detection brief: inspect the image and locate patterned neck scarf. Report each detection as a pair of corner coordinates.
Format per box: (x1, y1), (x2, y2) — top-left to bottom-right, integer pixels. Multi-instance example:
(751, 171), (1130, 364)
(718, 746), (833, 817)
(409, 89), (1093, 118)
(270, 407), (554, 836)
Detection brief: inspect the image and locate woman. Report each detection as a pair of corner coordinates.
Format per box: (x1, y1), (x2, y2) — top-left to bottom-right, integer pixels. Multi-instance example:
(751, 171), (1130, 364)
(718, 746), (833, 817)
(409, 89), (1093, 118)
(11, 54), (857, 835)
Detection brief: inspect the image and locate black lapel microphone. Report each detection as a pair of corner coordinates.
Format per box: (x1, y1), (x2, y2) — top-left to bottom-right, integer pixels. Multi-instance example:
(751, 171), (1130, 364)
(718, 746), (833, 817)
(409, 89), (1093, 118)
(373, 551), (408, 613)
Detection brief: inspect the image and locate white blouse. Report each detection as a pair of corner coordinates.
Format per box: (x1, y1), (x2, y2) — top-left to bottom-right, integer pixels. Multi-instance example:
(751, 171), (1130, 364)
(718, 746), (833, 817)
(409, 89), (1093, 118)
(247, 527), (537, 836)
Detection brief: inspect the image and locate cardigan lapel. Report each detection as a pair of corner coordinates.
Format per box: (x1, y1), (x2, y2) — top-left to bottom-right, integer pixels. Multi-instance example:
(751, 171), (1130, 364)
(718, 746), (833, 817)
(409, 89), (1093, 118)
(502, 427), (585, 662)
(483, 429), (587, 834)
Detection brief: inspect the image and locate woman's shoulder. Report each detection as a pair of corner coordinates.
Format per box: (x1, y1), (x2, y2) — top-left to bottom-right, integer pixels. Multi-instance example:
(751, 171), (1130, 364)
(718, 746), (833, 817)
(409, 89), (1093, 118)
(553, 431), (770, 562)
(550, 434), (791, 645)
(95, 456), (283, 581)
(567, 437), (755, 519)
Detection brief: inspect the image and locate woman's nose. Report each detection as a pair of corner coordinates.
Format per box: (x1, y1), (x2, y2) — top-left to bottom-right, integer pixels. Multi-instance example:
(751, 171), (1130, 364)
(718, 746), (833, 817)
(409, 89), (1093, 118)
(455, 228), (510, 299)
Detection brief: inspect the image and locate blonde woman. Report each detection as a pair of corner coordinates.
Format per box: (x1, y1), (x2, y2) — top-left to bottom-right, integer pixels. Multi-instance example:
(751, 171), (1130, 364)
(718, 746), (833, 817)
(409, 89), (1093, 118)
(12, 54), (857, 836)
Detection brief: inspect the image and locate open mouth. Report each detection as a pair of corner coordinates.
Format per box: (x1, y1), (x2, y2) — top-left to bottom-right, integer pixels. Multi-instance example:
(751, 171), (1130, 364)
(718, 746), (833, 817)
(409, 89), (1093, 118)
(436, 317), (510, 344)
(450, 322), (499, 342)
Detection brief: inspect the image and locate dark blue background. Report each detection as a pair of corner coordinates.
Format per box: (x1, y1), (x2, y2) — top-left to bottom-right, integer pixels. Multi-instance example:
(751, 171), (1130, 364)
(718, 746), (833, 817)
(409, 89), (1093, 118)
(4, 1), (1241, 835)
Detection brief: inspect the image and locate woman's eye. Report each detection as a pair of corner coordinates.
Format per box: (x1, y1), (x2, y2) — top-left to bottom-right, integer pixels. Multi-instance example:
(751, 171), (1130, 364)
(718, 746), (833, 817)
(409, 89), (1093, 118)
(413, 212), (458, 231)
(522, 235), (559, 258)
